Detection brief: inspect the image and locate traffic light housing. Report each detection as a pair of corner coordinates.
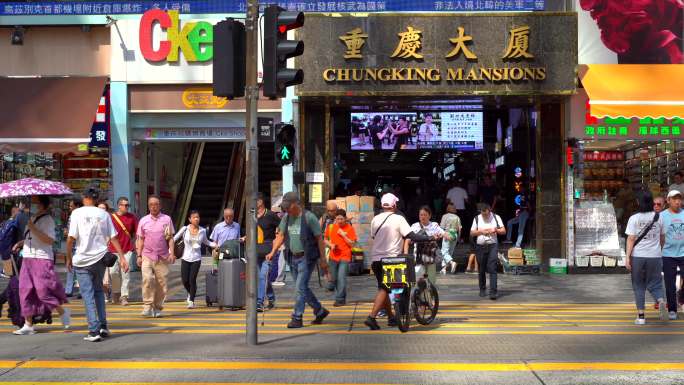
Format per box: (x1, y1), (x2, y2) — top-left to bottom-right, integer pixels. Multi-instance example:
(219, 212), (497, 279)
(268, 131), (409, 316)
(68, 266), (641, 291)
(263, 5), (304, 99)
(213, 18), (245, 99)
(275, 123), (296, 165)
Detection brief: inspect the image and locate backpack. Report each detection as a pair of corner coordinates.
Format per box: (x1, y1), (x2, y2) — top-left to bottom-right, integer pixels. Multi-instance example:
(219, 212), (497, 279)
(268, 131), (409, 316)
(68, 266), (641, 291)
(0, 219), (18, 261)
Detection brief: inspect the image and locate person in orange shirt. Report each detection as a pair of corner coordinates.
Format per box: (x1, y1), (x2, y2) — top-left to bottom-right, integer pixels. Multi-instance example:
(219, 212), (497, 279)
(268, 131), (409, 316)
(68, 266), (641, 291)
(324, 209), (357, 307)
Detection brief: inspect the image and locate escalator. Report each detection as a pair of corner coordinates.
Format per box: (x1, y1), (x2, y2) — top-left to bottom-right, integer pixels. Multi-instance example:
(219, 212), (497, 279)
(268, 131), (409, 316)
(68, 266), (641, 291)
(173, 141), (280, 230)
(173, 142), (242, 230)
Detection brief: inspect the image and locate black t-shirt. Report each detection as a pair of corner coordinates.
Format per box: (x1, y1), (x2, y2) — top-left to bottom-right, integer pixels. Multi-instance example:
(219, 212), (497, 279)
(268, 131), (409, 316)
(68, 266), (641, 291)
(257, 210), (280, 242)
(369, 124), (384, 149)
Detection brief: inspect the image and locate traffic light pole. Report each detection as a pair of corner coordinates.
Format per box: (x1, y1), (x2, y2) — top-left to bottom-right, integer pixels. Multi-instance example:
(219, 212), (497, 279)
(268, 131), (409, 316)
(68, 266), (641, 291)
(244, 0), (259, 346)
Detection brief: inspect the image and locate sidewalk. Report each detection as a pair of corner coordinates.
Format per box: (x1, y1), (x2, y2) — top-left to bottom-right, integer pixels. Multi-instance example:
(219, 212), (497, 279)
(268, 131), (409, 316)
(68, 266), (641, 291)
(45, 256), (637, 305)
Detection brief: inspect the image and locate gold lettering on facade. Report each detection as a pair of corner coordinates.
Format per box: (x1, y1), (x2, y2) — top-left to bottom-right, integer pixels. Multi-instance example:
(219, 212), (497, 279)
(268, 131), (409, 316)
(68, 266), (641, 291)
(390, 26), (424, 59)
(503, 25), (534, 60)
(321, 66), (546, 83)
(339, 28), (368, 60)
(445, 27), (477, 60)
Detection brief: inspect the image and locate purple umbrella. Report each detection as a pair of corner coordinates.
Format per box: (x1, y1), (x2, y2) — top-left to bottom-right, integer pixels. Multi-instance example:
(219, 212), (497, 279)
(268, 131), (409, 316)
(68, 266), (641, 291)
(0, 178), (73, 198)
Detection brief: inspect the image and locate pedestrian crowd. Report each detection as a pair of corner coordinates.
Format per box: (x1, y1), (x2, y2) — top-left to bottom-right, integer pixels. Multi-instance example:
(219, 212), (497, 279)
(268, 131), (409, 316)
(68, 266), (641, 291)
(6, 174), (684, 339)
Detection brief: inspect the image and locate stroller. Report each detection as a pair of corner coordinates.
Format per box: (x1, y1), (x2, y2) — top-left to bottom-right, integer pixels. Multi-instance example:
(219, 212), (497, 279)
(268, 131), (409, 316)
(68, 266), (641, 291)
(0, 253), (53, 327)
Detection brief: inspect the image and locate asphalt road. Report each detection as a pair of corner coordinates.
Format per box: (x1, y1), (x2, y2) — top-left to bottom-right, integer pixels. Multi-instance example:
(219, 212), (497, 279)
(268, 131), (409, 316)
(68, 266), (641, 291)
(0, 260), (682, 385)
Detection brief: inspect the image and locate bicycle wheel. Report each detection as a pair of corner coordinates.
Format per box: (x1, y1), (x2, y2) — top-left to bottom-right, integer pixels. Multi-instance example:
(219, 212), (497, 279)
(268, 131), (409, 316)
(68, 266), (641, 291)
(393, 289), (411, 333)
(414, 281), (439, 325)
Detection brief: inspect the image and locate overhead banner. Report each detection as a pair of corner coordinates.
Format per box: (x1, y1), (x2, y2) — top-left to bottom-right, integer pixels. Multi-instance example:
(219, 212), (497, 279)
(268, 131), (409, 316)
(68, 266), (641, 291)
(296, 13), (577, 96)
(0, 0), (545, 15)
(578, 0), (683, 64)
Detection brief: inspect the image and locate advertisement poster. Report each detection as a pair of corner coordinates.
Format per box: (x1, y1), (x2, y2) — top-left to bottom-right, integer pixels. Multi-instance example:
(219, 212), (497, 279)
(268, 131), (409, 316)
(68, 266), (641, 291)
(578, 0), (683, 64)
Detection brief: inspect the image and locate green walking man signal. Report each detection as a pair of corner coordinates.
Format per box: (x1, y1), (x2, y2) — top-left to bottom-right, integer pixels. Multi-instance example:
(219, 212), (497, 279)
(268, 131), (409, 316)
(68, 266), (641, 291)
(275, 124), (296, 166)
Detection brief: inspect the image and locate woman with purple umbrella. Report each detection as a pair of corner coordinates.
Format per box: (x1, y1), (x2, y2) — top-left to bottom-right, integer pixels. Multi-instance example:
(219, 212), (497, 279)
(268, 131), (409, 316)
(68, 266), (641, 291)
(11, 196), (71, 335)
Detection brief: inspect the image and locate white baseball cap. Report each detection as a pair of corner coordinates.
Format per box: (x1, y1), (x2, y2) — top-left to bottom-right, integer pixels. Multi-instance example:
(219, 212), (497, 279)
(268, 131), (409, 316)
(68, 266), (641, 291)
(668, 190), (682, 199)
(381, 193), (399, 208)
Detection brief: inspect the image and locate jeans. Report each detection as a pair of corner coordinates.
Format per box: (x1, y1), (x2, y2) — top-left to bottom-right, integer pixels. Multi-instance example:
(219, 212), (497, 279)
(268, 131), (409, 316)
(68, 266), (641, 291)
(662, 256), (684, 313)
(181, 260), (201, 301)
(630, 257), (665, 311)
(110, 251), (132, 297)
(257, 260), (276, 306)
(506, 210), (529, 248)
(74, 260), (107, 335)
(327, 260), (349, 302)
(275, 249), (286, 282)
(476, 244), (498, 293)
(441, 240), (455, 265)
(64, 270), (76, 295)
(290, 257), (323, 320)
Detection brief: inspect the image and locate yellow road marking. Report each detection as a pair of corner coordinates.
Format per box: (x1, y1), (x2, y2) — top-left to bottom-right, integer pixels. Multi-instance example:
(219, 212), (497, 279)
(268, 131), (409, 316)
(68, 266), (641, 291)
(5, 328), (684, 335)
(0, 360), (683, 372)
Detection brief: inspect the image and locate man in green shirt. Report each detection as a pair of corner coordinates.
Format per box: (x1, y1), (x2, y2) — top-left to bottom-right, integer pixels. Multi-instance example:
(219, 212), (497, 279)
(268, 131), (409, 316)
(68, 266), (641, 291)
(266, 192), (330, 328)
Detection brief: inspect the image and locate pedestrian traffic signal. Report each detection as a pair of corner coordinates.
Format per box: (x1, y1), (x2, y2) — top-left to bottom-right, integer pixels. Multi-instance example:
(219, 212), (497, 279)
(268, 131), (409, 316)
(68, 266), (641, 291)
(275, 123), (296, 165)
(263, 5), (304, 99)
(212, 18), (245, 99)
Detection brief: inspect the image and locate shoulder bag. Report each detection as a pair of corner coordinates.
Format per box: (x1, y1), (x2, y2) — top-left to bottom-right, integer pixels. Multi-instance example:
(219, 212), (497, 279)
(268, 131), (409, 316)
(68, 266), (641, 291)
(174, 226), (188, 258)
(632, 212), (660, 250)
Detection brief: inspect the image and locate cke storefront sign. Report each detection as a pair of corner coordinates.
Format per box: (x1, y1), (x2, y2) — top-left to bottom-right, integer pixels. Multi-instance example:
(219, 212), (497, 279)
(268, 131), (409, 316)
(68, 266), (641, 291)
(139, 9), (213, 62)
(296, 13), (577, 96)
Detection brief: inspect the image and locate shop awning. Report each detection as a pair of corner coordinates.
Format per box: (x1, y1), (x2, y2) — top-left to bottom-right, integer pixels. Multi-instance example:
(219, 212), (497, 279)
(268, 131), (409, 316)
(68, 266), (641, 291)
(0, 77), (107, 152)
(580, 65), (684, 119)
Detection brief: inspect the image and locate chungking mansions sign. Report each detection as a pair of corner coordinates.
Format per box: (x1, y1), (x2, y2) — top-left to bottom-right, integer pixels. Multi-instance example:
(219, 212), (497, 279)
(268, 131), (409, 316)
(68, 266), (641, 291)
(296, 13), (577, 96)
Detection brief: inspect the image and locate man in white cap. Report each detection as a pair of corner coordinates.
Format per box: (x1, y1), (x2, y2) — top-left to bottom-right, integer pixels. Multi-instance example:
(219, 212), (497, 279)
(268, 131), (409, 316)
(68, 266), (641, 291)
(364, 193), (435, 330)
(659, 190), (684, 320)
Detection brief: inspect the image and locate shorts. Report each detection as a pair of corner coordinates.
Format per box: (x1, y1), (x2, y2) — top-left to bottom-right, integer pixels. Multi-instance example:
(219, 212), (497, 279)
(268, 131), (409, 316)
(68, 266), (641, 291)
(371, 261), (389, 292)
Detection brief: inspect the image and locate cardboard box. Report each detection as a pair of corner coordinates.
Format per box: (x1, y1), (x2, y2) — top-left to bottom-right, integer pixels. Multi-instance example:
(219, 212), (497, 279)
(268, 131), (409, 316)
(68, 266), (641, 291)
(335, 198), (346, 211)
(345, 195), (360, 213)
(353, 223), (371, 245)
(507, 247), (523, 260)
(360, 196), (375, 212)
(358, 212), (374, 224)
(348, 212), (360, 224)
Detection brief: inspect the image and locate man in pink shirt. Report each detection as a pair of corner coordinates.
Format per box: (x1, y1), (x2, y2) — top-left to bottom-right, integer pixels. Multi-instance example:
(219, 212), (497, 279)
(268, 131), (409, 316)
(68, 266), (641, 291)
(136, 196), (175, 318)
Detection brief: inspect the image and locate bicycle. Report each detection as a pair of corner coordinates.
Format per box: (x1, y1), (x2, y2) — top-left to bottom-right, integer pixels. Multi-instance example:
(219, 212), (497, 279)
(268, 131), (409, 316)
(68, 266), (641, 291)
(380, 243), (440, 332)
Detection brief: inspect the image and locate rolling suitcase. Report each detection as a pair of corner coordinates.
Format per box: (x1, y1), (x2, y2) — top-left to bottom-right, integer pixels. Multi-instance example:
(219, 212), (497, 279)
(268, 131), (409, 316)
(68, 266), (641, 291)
(218, 258), (246, 310)
(205, 270), (219, 307)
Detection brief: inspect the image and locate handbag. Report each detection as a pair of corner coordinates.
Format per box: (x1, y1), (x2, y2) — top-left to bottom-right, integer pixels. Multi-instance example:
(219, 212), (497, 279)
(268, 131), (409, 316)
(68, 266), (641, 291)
(174, 227), (187, 258)
(102, 252), (118, 268)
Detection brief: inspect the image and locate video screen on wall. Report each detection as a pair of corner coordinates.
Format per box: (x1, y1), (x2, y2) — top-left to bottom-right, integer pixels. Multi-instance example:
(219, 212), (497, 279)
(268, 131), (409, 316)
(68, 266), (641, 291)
(350, 111), (483, 151)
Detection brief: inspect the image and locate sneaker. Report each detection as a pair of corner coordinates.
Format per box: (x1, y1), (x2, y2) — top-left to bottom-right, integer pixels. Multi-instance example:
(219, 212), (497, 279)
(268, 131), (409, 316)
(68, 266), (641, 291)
(153, 310), (162, 318)
(439, 267), (447, 275)
(312, 308), (330, 325)
(60, 308), (71, 329)
(99, 328), (110, 338)
(364, 316), (380, 330)
(256, 304), (264, 313)
(387, 316), (398, 327)
(83, 333), (102, 342)
(187, 294), (191, 304)
(479, 289), (487, 298)
(449, 261), (458, 274)
(659, 299), (668, 321)
(669, 311), (678, 321)
(272, 281), (286, 287)
(120, 296), (129, 306)
(187, 301), (195, 309)
(333, 300), (346, 307)
(13, 324), (36, 335)
(287, 318), (303, 328)
(141, 308), (154, 318)
(490, 292), (498, 300)
(267, 301), (275, 310)
(377, 309), (387, 318)
(635, 317), (646, 325)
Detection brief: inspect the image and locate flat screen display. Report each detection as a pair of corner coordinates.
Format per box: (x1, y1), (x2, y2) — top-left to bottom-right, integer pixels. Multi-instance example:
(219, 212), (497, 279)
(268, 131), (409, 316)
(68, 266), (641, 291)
(350, 111), (483, 151)
(416, 112), (484, 151)
(350, 112), (418, 151)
